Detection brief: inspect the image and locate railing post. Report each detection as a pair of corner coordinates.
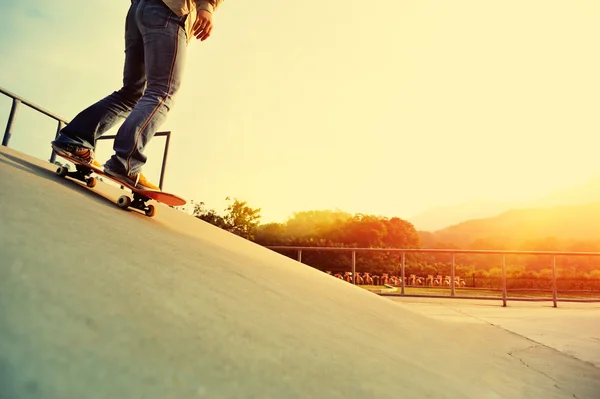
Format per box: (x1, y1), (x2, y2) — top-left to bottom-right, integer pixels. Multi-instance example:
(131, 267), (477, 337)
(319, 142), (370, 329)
(2, 98), (20, 147)
(450, 253), (456, 297)
(401, 252), (406, 295)
(49, 120), (64, 164)
(297, 249), (302, 263)
(159, 131), (171, 190)
(352, 251), (356, 285)
(552, 256), (558, 308)
(501, 255), (507, 307)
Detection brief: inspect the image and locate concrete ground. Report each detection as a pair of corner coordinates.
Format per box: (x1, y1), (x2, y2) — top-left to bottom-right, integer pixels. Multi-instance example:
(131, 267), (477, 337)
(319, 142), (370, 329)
(388, 297), (600, 368)
(1, 145), (600, 399)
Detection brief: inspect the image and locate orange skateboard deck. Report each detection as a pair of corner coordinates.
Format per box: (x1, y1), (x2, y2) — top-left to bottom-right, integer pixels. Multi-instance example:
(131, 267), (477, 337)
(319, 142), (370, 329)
(54, 152), (186, 217)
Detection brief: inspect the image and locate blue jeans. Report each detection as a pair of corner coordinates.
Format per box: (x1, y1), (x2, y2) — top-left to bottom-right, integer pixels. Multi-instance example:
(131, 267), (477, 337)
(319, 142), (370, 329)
(54, 0), (188, 175)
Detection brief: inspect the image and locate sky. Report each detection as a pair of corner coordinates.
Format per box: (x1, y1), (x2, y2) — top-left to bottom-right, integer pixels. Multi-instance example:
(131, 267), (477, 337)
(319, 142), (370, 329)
(1, 0), (600, 225)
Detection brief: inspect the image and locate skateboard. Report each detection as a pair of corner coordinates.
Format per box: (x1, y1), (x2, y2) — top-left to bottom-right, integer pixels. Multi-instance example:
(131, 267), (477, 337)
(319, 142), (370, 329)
(54, 152), (186, 217)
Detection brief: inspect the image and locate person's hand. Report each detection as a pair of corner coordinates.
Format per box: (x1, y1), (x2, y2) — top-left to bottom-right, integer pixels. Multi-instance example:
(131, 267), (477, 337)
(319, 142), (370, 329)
(192, 10), (213, 41)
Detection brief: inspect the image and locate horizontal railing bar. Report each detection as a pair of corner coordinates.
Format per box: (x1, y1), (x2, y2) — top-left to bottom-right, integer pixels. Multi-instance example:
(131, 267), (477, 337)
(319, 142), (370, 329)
(362, 288), (600, 294)
(380, 293), (599, 302)
(380, 294), (502, 300)
(2, 86), (173, 190)
(1, 87), (67, 123)
(552, 298), (600, 303)
(554, 290), (600, 294)
(266, 246), (600, 257)
(97, 131), (169, 140)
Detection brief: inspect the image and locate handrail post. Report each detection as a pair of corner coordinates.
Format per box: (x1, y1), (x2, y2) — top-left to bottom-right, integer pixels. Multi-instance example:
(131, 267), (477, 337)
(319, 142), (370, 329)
(159, 131), (171, 190)
(450, 253), (456, 297)
(0, 89), (173, 188)
(2, 98), (20, 147)
(49, 120), (64, 164)
(552, 256), (558, 308)
(297, 249), (302, 263)
(352, 251), (356, 285)
(501, 255), (507, 307)
(401, 252), (406, 295)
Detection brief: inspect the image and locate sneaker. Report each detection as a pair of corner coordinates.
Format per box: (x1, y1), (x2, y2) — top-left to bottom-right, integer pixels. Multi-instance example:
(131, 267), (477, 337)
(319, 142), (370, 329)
(90, 159), (103, 169)
(103, 165), (161, 191)
(135, 173), (161, 191)
(51, 140), (95, 165)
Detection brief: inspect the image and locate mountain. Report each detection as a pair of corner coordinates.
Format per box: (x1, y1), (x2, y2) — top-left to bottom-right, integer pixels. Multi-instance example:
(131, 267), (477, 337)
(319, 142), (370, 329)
(420, 202), (600, 249)
(408, 198), (522, 232)
(409, 174), (600, 231)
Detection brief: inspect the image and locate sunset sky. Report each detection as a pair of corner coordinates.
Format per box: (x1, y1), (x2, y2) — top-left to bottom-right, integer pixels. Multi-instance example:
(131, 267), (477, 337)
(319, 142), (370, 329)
(1, 0), (600, 225)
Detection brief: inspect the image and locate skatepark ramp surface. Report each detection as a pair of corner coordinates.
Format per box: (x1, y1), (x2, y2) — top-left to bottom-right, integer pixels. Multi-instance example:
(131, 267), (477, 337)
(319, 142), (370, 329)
(1, 145), (600, 399)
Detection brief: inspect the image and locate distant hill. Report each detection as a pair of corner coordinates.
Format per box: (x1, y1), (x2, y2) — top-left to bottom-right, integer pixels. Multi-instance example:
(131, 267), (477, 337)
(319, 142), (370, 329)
(408, 198), (521, 232)
(409, 174), (600, 231)
(419, 202), (600, 249)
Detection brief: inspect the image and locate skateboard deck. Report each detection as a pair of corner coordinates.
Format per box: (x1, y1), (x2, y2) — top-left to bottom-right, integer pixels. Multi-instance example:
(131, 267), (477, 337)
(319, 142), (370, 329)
(54, 152), (186, 217)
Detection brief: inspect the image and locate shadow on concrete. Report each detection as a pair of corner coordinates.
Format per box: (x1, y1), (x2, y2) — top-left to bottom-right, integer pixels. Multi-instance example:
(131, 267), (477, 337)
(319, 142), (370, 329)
(0, 149), (133, 214)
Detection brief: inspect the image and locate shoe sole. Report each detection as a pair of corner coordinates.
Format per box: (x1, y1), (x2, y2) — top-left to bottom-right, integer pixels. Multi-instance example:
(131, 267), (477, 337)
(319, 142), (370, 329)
(103, 167), (160, 191)
(103, 168), (137, 187)
(51, 142), (93, 165)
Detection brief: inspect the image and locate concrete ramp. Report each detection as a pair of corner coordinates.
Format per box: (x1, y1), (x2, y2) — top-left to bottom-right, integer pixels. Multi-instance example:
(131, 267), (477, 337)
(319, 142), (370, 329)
(1, 145), (599, 399)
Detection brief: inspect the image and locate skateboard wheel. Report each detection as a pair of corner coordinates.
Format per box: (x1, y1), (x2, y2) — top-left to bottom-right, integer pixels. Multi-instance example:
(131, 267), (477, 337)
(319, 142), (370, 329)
(117, 195), (131, 209)
(56, 166), (68, 177)
(145, 204), (156, 217)
(86, 177), (97, 188)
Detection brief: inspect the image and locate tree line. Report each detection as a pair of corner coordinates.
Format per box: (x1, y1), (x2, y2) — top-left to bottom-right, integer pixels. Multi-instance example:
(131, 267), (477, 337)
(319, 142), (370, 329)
(192, 198), (600, 282)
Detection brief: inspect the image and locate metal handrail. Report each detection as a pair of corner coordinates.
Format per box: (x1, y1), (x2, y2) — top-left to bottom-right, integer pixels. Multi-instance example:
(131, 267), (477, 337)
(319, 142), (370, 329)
(266, 246), (600, 257)
(1, 86), (172, 189)
(265, 245), (600, 307)
(0, 87), (68, 123)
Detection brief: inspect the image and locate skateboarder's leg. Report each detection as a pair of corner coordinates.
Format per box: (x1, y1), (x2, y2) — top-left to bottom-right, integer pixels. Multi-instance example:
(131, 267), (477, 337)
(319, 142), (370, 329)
(53, 0), (147, 153)
(105, 0), (188, 184)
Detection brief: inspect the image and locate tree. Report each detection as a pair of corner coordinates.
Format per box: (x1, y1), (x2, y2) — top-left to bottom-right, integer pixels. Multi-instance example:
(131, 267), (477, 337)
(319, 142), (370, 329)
(284, 209), (352, 240)
(382, 217), (421, 248)
(193, 202), (227, 229)
(223, 197), (262, 240)
(255, 223), (287, 246)
(335, 214), (387, 248)
(193, 197), (262, 241)
(254, 210), (422, 273)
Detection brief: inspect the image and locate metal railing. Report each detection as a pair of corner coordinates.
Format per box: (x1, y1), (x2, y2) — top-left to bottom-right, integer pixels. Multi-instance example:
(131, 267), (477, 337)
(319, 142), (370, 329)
(265, 246), (600, 307)
(1, 86), (172, 189)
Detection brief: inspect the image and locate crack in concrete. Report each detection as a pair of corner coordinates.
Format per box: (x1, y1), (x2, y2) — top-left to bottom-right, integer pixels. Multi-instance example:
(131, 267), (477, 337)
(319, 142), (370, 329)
(442, 304), (587, 398)
(442, 303), (599, 369)
(507, 345), (558, 383)
(508, 345), (582, 399)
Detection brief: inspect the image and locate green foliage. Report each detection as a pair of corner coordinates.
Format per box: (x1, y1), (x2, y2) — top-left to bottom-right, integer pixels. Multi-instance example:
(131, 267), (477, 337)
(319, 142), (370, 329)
(194, 197), (261, 240)
(254, 222), (287, 246)
(284, 209), (352, 239)
(255, 211), (421, 249)
(193, 202), (227, 229)
(252, 210), (422, 273)
(223, 197), (262, 240)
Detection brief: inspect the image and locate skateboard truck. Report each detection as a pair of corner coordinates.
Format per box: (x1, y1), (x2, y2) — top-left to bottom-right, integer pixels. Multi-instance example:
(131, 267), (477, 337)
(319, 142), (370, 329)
(53, 151), (185, 217)
(56, 164), (97, 188)
(117, 193), (156, 217)
(56, 164), (156, 217)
